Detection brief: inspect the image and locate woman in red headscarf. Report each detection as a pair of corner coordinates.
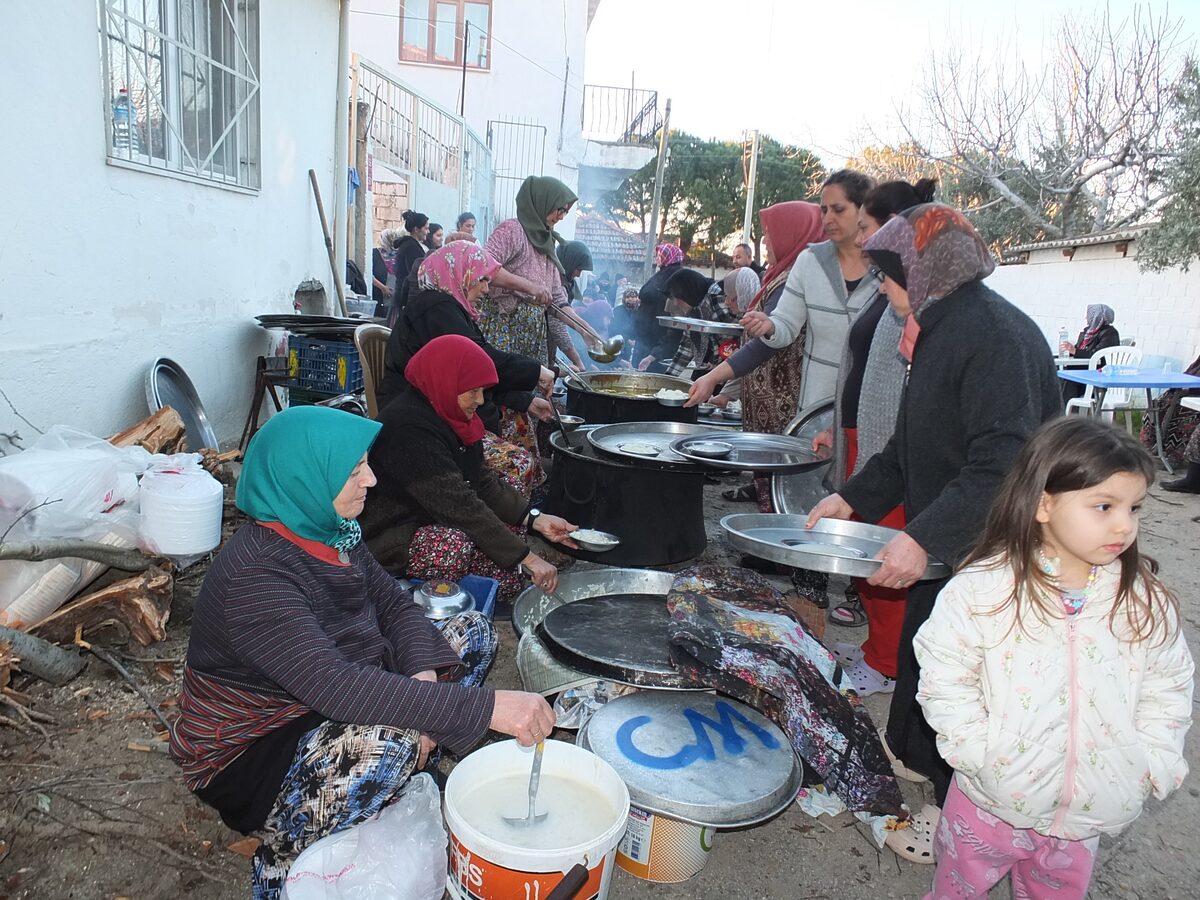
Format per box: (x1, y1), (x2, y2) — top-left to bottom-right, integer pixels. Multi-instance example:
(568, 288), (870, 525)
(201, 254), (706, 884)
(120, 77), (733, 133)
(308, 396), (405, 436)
(687, 201), (828, 496)
(360, 335), (579, 599)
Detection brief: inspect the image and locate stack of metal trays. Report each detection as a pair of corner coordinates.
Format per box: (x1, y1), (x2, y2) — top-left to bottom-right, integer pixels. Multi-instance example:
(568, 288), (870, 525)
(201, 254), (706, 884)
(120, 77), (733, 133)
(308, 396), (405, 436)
(720, 513), (950, 580)
(586, 422), (717, 467)
(657, 315), (745, 337)
(255, 313), (377, 341)
(669, 432), (823, 473)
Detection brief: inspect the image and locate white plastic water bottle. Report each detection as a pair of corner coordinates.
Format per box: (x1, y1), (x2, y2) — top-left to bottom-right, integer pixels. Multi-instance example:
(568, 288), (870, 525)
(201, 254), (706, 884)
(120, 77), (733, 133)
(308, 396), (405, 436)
(111, 88), (142, 154)
(1057, 326), (1069, 353)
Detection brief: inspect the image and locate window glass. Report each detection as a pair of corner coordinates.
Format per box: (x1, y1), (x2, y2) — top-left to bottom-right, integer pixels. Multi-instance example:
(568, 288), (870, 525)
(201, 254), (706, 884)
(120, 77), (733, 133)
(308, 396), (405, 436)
(433, 2), (457, 63)
(400, 0), (429, 60)
(463, 2), (490, 68)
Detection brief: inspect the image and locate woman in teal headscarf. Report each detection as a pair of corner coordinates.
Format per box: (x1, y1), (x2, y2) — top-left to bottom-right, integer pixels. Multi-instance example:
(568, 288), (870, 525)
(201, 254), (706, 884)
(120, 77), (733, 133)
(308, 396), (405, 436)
(169, 406), (554, 900)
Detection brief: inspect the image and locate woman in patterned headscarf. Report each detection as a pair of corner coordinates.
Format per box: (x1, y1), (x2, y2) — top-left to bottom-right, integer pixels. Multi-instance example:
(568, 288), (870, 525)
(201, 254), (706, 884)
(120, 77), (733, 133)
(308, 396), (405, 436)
(1059, 303), (1122, 403)
(805, 203), (1063, 861)
(376, 241), (555, 498)
(633, 242), (687, 372)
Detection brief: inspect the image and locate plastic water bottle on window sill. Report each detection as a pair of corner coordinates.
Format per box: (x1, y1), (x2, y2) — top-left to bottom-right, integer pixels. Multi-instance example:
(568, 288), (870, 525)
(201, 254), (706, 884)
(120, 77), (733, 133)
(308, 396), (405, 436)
(112, 88), (142, 155)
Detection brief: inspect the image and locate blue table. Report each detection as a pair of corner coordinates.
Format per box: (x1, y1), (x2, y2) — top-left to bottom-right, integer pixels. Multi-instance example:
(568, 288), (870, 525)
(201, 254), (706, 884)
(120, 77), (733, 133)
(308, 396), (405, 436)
(1057, 369), (1200, 473)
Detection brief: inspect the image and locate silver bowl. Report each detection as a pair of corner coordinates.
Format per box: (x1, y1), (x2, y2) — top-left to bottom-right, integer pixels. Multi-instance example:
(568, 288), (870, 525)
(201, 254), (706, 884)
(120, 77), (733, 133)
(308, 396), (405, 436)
(698, 403), (716, 416)
(720, 407), (743, 420)
(569, 529), (621, 552)
(412, 580), (475, 619)
(687, 440), (733, 459)
(557, 414), (585, 431)
(656, 395), (688, 407)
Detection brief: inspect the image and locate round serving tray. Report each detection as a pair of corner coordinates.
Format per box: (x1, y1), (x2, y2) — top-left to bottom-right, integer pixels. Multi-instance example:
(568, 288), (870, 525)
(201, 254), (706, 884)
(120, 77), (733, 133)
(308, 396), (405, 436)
(657, 315), (745, 338)
(587, 421), (717, 467)
(512, 567), (678, 637)
(145, 358), (220, 452)
(720, 513), (950, 580)
(670, 432), (824, 473)
(579, 691), (802, 828)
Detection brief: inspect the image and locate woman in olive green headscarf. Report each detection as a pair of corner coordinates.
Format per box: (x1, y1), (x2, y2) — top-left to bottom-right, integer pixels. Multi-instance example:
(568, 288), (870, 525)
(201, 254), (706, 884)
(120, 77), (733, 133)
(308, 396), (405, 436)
(475, 175), (588, 478)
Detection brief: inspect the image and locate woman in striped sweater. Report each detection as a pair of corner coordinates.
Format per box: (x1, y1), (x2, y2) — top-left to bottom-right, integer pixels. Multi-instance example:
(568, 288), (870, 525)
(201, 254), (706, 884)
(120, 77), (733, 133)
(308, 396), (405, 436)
(169, 405), (553, 899)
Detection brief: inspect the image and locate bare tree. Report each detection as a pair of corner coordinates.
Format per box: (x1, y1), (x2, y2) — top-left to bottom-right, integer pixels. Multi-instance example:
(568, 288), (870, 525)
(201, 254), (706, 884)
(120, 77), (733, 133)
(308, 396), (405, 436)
(901, 4), (1188, 240)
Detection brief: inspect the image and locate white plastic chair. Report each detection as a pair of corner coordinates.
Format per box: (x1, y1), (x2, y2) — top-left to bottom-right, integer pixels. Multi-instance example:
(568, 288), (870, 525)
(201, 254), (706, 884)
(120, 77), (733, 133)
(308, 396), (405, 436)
(1065, 346), (1143, 432)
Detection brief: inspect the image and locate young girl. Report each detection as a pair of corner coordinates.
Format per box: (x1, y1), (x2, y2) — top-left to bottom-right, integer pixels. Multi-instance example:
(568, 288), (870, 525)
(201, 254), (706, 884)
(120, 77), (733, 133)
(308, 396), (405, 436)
(914, 416), (1193, 898)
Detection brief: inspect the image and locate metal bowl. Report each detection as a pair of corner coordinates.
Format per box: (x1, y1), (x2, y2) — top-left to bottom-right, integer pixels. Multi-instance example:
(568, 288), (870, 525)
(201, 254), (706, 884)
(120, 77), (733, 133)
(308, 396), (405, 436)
(412, 580), (475, 619)
(557, 414), (584, 431)
(698, 403), (716, 416)
(587, 347), (620, 364)
(720, 406), (743, 420)
(569, 529), (621, 552)
(656, 394), (689, 407)
(686, 440), (733, 459)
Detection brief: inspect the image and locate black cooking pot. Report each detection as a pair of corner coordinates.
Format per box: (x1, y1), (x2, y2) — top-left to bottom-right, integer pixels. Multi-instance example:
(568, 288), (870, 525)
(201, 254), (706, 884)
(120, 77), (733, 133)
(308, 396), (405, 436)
(544, 429), (707, 567)
(564, 371), (698, 425)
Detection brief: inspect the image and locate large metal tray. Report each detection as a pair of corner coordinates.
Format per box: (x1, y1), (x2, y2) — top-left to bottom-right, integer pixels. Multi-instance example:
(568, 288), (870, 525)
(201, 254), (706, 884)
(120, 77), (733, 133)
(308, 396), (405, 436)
(772, 401), (835, 515)
(535, 595), (707, 690)
(145, 358), (220, 452)
(670, 432), (824, 473)
(579, 692), (802, 828)
(721, 513), (950, 580)
(587, 421), (716, 467)
(511, 567), (678, 636)
(657, 315), (744, 337)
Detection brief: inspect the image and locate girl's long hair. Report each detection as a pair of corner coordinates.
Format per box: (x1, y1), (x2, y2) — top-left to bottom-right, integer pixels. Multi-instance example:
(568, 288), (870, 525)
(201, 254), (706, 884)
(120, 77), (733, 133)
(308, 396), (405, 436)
(960, 417), (1179, 644)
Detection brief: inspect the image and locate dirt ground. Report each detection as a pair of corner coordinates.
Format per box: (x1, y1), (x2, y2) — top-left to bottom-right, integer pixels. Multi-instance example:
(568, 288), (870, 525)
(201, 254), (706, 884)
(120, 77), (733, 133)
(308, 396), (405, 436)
(1, 476), (1197, 900)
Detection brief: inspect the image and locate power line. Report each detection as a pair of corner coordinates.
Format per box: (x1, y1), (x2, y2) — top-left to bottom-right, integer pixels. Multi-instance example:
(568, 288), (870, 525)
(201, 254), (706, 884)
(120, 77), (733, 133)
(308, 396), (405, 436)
(348, 8), (583, 94)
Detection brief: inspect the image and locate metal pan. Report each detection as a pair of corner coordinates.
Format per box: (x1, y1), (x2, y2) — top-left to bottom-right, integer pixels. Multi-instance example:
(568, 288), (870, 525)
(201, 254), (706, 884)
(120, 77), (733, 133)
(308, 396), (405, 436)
(512, 567), (678, 637)
(657, 315), (745, 337)
(670, 432), (824, 473)
(720, 513), (950, 580)
(587, 422), (716, 467)
(535, 595), (708, 690)
(145, 358), (220, 451)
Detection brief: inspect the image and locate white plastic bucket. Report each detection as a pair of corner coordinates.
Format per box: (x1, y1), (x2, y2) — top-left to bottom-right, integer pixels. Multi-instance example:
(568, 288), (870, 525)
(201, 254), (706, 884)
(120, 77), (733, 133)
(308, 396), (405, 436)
(444, 740), (630, 900)
(139, 467), (223, 555)
(615, 805), (715, 883)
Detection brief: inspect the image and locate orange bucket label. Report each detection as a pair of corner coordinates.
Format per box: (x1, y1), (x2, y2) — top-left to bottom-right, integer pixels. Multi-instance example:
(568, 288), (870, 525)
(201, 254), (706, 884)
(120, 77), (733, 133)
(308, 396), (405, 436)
(448, 833), (604, 900)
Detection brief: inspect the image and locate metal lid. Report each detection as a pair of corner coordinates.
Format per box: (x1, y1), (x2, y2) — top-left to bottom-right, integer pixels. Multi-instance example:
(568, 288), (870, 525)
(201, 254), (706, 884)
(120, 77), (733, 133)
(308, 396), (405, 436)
(669, 432), (823, 473)
(579, 692), (801, 828)
(413, 580), (474, 619)
(144, 358), (220, 452)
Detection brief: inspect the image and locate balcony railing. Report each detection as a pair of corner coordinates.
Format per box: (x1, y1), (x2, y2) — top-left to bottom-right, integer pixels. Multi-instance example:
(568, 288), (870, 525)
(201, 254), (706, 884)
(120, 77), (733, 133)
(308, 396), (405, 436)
(582, 85), (660, 145)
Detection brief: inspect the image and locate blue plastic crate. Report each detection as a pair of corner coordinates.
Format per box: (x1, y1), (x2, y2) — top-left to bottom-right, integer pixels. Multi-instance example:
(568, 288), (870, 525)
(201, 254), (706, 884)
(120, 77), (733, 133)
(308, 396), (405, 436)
(286, 335), (364, 394)
(407, 575), (499, 621)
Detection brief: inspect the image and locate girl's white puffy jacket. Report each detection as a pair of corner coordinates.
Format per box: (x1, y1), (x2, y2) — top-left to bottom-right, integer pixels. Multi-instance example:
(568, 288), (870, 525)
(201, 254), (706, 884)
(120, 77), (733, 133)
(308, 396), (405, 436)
(915, 559), (1193, 840)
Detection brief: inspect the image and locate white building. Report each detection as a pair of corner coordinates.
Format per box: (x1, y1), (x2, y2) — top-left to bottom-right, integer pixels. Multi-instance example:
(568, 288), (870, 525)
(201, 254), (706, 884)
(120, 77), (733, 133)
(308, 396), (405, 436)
(348, 0), (655, 239)
(0, 1), (346, 448)
(993, 228), (1200, 371)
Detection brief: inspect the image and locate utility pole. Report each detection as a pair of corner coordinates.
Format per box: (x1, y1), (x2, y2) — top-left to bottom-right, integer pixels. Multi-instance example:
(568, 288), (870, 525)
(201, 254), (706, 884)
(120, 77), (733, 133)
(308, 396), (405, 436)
(643, 98), (671, 282)
(741, 129), (760, 244)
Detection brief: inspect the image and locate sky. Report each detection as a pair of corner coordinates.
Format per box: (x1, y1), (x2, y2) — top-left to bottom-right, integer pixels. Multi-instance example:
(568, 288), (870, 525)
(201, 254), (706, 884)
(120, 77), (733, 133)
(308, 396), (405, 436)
(584, 0), (1200, 167)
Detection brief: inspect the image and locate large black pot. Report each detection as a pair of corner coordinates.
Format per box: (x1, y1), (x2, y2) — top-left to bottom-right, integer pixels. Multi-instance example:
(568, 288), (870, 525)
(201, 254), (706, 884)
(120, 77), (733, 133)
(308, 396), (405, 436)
(543, 429), (707, 567)
(564, 372), (698, 425)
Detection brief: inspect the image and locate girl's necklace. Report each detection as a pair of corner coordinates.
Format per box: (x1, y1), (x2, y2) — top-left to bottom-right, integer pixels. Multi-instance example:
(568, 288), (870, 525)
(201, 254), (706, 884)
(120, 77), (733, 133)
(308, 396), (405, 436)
(1038, 549), (1099, 616)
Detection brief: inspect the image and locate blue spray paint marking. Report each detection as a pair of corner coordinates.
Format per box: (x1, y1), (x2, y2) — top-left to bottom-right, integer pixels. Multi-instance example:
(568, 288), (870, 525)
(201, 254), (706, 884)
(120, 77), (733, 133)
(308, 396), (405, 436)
(615, 700), (781, 770)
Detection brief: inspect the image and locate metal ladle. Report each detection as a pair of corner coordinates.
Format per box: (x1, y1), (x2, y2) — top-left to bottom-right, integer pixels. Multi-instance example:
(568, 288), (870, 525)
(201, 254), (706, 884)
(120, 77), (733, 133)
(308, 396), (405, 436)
(502, 740), (547, 828)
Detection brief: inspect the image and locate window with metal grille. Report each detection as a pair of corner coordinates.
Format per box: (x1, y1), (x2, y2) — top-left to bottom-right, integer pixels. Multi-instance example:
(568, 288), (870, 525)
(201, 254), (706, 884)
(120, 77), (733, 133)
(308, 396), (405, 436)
(99, 0), (261, 191)
(399, 0), (492, 70)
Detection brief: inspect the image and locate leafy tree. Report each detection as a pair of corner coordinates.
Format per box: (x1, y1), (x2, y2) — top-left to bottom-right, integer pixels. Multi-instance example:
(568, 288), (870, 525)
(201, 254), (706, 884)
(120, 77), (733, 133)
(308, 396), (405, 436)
(1139, 60), (1200, 272)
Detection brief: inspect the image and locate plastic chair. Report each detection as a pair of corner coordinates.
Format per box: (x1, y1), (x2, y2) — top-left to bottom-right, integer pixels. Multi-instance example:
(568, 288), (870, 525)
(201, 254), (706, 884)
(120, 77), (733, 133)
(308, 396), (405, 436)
(354, 323), (392, 419)
(1065, 346), (1143, 431)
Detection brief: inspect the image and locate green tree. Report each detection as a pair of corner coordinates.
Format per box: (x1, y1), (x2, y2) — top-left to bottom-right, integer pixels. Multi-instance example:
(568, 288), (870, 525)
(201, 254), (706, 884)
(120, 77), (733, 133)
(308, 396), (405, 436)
(1139, 60), (1200, 272)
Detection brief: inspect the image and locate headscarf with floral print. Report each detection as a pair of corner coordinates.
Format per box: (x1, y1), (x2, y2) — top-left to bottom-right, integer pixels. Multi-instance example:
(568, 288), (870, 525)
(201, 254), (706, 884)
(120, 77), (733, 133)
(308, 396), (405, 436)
(417, 240), (501, 320)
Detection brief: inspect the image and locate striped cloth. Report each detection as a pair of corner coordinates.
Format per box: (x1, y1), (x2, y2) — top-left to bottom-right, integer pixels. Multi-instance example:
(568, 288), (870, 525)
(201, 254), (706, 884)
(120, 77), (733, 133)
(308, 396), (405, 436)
(169, 523), (496, 789)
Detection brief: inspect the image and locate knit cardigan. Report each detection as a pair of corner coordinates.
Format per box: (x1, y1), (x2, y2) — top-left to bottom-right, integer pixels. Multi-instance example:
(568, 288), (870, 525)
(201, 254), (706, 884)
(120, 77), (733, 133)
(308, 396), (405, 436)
(761, 241), (880, 410)
(839, 279), (1062, 567)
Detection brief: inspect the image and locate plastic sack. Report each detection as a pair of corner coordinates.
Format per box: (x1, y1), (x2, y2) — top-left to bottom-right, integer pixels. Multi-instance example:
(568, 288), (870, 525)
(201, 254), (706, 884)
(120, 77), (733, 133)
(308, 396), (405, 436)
(0, 427), (152, 628)
(282, 773), (447, 900)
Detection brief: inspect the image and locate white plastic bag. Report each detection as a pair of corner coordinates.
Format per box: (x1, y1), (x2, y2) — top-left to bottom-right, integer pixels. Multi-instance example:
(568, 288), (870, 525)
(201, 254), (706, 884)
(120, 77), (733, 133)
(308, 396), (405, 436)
(282, 773), (447, 900)
(0, 427), (152, 627)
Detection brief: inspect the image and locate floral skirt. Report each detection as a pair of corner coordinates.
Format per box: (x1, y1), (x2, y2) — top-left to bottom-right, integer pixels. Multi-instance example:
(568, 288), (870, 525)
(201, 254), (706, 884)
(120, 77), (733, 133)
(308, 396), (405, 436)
(483, 433), (536, 499)
(250, 612), (497, 899)
(499, 408), (545, 487)
(407, 524), (528, 600)
(1141, 395), (1200, 466)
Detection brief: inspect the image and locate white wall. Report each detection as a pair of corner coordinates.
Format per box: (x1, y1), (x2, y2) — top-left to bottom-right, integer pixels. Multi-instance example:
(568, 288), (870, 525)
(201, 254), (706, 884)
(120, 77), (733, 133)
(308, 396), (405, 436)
(0, 0), (342, 448)
(350, 0), (588, 235)
(990, 244), (1200, 369)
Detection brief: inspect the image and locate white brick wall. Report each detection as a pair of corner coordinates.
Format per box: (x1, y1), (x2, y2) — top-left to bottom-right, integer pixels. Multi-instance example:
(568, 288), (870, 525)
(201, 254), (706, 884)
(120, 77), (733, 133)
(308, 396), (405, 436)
(988, 244), (1200, 370)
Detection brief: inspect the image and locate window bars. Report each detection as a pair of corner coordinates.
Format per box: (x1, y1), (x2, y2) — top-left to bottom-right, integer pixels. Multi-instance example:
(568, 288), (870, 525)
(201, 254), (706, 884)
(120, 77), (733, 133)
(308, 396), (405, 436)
(99, 0), (261, 191)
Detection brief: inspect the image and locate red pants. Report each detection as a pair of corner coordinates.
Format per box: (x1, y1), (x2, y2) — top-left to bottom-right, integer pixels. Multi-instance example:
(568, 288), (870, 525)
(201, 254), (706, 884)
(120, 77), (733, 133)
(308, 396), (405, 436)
(845, 428), (907, 678)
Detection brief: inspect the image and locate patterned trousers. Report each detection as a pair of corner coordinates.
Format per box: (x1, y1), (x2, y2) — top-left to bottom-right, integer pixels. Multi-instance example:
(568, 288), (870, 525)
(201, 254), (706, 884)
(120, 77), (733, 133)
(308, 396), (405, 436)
(407, 524), (528, 600)
(926, 778), (1098, 900)
(250, 612), (497, 900)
